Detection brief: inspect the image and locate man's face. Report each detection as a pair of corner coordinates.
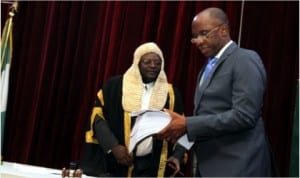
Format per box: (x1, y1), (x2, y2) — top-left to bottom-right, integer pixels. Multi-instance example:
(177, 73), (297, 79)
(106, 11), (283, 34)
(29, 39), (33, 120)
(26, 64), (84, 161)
(191, 14), (224, 58)
(138, 52), (162, 83)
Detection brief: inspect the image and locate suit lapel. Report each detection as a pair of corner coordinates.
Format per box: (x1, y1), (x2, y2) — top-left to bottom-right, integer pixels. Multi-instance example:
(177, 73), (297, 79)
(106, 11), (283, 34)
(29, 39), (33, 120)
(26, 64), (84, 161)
(194, 69), (204, 113)
(194, 42), (238, 113)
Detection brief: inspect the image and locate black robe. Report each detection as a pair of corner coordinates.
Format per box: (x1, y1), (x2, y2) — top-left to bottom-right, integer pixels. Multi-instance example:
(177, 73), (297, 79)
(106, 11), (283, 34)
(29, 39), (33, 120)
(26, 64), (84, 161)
(81, 75), (185, 177)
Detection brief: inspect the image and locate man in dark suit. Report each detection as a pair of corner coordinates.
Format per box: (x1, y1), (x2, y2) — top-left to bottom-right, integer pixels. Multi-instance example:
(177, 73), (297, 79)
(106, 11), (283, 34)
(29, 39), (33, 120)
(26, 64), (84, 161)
(157, 7), (277, 176)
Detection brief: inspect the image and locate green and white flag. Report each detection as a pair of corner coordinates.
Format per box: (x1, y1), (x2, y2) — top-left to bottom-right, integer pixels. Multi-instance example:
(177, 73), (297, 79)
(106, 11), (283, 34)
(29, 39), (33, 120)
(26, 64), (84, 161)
(1, 5), (16, 150)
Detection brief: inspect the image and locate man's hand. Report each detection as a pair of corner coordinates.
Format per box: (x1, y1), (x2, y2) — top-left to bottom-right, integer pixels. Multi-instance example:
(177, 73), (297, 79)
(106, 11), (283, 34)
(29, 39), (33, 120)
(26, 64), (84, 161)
(167, 156), (184, 177)
(111, 144), (133, 166)
(156, 109), (187, 143)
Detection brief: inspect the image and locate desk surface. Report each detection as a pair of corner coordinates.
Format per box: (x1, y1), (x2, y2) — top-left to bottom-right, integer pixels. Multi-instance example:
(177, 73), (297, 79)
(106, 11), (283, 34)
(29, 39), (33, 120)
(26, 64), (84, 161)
(0, 161), (97, 178)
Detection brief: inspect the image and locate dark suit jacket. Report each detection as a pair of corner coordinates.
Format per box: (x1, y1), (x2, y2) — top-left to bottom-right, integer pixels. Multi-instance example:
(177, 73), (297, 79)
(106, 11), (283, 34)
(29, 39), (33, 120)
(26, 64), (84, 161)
(186, 42), (276, 176)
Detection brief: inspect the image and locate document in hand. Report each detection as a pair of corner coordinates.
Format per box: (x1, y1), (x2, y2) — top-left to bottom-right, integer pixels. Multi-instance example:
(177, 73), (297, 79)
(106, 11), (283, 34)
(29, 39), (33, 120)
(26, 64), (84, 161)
(129, 110), (194, 153)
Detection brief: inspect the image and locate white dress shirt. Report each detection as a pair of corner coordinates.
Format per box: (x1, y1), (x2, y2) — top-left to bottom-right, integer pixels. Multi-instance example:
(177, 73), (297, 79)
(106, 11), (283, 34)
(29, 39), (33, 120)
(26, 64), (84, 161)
(135, 82), (154, 156)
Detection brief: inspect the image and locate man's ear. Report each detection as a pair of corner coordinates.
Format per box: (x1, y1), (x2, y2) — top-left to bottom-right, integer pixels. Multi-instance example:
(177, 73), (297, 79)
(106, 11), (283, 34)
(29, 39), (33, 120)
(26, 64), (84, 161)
(220, 26), (229, 36)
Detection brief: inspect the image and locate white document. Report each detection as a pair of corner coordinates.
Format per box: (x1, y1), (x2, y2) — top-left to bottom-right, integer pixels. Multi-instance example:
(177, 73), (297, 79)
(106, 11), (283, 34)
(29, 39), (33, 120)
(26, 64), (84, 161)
(129, 110), (194, 153)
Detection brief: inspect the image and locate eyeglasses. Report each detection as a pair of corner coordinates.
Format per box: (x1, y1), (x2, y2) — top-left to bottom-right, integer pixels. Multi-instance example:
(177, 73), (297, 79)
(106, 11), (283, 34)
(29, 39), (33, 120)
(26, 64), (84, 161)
(191, 24), (223, 43)
(140, 58), (162, 66)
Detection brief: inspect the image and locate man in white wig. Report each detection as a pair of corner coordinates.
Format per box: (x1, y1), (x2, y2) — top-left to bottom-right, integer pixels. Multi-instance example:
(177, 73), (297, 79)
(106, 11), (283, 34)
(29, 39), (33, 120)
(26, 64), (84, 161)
(81, 42), (186, 177)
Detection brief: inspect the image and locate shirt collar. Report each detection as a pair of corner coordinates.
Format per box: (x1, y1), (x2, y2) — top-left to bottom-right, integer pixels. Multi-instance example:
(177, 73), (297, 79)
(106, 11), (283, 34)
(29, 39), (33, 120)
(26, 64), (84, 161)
(215, 40), (233, 59)
(143, 82), (155, 90)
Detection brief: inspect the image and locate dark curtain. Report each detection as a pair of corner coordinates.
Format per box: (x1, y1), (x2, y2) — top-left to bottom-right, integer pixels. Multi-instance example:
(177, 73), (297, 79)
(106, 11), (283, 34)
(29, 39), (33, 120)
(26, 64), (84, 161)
(1, 1), (298, 176)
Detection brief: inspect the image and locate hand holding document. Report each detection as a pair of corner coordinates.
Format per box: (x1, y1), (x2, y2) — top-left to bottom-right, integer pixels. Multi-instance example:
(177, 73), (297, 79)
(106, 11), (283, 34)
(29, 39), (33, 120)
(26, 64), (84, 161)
(129, 110), (194, 153)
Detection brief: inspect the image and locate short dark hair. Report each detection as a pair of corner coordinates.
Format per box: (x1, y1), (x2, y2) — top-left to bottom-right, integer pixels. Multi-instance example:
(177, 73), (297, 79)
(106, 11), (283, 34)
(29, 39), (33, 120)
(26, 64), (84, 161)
(207, 7), (229, 25)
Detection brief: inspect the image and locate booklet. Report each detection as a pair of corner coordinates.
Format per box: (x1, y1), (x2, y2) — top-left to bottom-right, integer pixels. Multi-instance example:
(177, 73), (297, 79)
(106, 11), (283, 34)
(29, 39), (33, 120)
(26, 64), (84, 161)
(129, 110), (194, 153)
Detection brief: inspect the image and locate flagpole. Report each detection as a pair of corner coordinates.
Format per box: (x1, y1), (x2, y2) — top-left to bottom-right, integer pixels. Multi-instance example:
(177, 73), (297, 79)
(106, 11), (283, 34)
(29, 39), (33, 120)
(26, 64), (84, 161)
(1, 1), (18, 69)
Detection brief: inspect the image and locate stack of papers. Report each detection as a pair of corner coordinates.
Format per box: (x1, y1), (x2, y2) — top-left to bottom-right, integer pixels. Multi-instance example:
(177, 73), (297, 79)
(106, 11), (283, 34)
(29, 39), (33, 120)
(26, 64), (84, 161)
(129, 110), (194, 153)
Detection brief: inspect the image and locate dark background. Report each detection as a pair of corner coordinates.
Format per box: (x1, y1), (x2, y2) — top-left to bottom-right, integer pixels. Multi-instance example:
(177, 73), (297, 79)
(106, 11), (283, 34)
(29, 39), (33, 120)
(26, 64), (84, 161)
(1, 1), (298, 176)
